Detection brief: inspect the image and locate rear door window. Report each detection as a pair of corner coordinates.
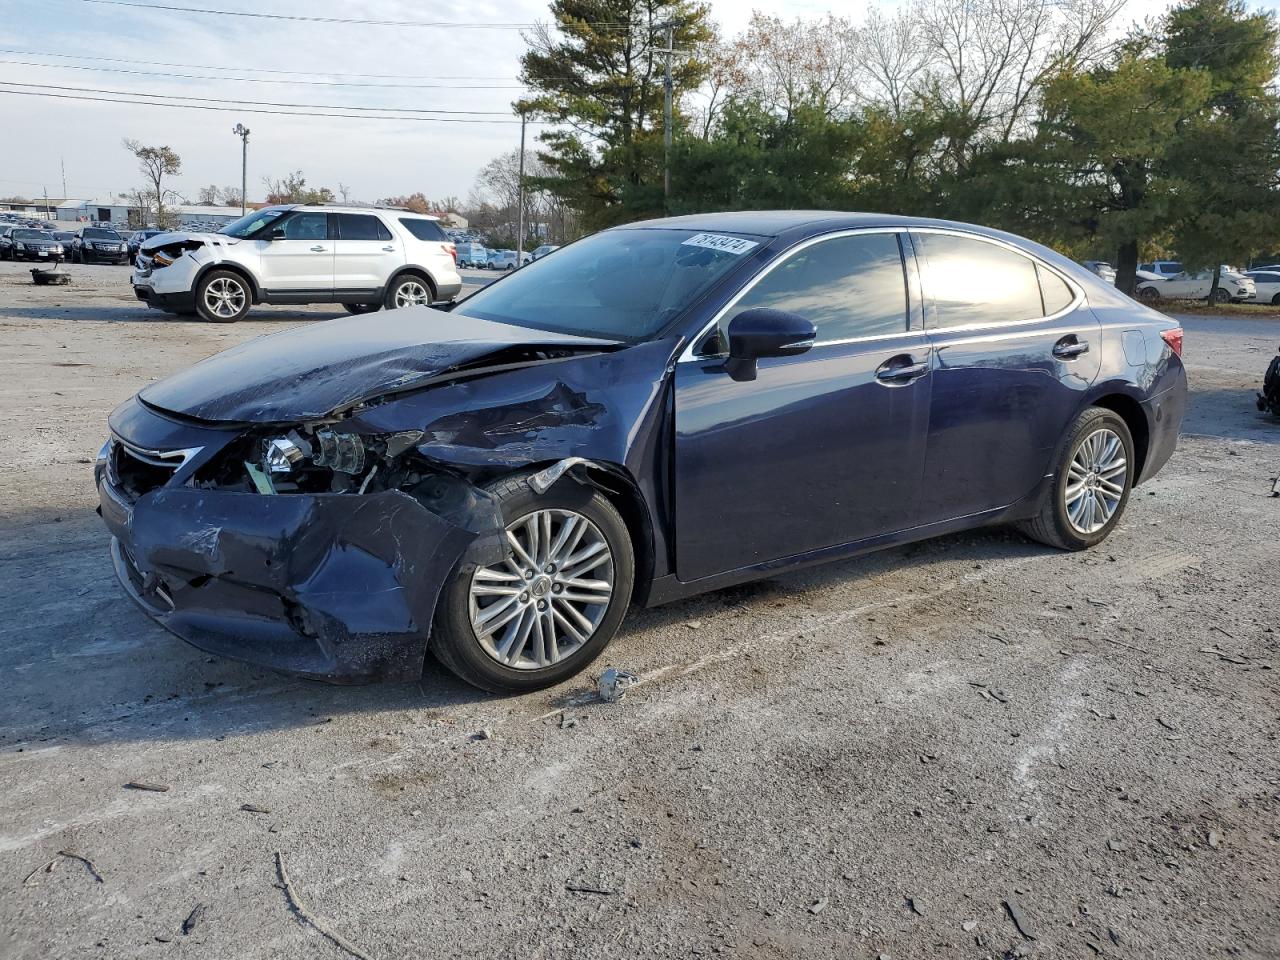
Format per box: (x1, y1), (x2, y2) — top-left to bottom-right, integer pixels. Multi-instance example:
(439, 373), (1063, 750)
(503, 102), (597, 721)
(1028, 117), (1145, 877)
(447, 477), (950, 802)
(337, 214), (393, 241)
(916, 232), (1044, 328)
(726, 233), (908, 343)
(398, 218), (447, 242)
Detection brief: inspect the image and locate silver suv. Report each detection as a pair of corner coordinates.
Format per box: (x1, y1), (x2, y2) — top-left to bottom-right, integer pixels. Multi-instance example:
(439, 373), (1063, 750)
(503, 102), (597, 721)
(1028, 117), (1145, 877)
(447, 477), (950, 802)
(131, 204), (462, 322)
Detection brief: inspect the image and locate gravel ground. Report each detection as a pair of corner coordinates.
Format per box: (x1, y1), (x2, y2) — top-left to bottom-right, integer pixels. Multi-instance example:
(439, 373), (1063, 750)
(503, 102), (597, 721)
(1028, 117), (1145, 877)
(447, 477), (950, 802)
(0, 260), (1277, 960)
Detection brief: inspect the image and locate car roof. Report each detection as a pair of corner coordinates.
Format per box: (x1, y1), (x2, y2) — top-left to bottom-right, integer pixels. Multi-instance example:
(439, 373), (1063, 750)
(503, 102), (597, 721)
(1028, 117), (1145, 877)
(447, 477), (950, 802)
(614, 210), (1049, 242)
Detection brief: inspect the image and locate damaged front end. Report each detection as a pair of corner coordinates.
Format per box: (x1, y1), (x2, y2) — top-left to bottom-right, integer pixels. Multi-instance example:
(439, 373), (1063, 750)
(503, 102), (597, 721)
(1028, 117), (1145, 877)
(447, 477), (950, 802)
(98, 401), (508, 682)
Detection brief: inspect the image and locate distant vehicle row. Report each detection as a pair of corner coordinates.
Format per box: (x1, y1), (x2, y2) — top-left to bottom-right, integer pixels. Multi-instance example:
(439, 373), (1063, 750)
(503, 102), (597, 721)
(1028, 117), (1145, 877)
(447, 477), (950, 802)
(455, 243), (560, 270)
(1081, 258), (1269, 303)
(0, 224), (130, 263)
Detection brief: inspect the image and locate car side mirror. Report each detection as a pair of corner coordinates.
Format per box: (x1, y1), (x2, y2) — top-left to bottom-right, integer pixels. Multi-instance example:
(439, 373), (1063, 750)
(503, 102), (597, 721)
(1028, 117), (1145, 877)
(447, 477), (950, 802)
(724, 308), (816, 382)
(269, 227), (286, 241)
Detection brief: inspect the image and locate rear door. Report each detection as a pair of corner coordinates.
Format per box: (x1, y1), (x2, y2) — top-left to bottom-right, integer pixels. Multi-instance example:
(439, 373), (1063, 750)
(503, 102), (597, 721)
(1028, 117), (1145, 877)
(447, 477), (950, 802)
(673, 230), (933, 583)
(332, 213), (404, 296)
(911, 229), (1101, 523)
(255, 210), (334, 294)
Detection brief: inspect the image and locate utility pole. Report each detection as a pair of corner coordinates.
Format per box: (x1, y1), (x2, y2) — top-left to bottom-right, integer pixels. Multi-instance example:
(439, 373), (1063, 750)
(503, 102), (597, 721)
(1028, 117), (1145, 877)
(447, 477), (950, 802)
(232, 123), (250, 214)
(652, 21), (685, 210)
(516, 110), (527, 263)
(60, 157), (67, 200)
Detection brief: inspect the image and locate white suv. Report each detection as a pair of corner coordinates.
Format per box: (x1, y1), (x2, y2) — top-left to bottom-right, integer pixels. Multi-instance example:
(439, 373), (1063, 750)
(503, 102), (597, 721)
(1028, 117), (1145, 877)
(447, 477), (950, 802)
(132, 204), (462, 322)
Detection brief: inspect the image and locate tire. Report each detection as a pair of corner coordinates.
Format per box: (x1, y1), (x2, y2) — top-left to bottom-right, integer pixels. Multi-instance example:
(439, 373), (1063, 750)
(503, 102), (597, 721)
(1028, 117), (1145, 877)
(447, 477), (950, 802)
(432, 474), (636, 694)
(1211, 287), (1231, 304)
(342, 303), (382, 315)
(1271, 293), (1280, 306)
(1137, 286), (1160, 302)
(384, 273), (433, 310)
(1018, 407), (1135, 551)
(194, 269), (251, 323)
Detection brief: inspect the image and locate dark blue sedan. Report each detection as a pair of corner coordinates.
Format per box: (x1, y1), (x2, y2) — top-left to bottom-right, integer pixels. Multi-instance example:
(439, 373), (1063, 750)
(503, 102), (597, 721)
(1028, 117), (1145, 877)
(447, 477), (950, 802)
(96, 212), (1186, 692)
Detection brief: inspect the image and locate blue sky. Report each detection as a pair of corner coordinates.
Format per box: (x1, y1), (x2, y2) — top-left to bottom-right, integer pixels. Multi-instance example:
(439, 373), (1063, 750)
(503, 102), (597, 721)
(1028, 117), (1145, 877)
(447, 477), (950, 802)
(0, 0), (1184, 206)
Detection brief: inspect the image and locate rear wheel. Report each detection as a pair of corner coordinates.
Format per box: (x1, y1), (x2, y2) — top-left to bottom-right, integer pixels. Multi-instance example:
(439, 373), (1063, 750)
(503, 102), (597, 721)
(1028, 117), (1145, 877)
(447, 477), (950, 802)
(342, 303), (381, 315)
(1019, 407), (1135, 551)
(195, 270), (251, 323)
(433, 475), (635, 693)
(384, 274), (433, 310)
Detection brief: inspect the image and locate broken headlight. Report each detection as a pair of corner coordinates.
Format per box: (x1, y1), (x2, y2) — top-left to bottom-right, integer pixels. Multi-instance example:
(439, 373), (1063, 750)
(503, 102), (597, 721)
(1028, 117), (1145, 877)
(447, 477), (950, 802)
(262, 428), (366, 475)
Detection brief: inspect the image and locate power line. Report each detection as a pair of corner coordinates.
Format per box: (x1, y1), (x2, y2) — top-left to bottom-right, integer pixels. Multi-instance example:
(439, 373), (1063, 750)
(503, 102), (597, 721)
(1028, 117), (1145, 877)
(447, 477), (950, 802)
(0, 80), (518, 115)
(0, 85), (536, 123)
(0, 58), (529, 89)
(74, 0), (631, 30)
(0, 47), (529, 81)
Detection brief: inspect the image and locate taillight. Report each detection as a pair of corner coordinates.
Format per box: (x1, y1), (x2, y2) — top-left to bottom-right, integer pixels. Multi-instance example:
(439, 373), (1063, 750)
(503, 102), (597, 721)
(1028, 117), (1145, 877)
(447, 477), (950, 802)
(445, 243), (456, 264)
(1160, 327), (1183, 357)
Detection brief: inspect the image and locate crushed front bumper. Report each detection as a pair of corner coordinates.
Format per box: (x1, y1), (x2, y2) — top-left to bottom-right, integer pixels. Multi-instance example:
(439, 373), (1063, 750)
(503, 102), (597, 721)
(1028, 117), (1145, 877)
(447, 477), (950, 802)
(99, 480), (477, 682)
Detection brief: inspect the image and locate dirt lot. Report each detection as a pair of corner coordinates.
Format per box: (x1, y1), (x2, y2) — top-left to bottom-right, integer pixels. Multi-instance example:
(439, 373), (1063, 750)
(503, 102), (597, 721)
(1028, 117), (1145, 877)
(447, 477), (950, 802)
(1, 260), (1277, 960)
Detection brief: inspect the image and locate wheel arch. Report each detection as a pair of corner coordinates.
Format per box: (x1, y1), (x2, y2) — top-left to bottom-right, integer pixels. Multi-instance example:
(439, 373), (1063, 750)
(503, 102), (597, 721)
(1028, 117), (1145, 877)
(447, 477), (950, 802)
(194, 260), (260, 303)
(387, 266), (438, 302)
(1088, 392), (1150, 483)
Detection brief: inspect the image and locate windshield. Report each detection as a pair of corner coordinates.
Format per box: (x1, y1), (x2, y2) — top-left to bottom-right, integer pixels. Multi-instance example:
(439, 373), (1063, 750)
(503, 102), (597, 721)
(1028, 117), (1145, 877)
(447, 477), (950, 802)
(13, 230), (50, 240)
(453, 228), (759, 340)
(84, 228), (121, 240)
(219, 206), (289, 238)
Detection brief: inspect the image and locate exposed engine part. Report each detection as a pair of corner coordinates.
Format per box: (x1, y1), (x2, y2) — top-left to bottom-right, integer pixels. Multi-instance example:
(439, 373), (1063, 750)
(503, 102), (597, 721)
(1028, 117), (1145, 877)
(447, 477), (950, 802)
(312, 429), (365, 475)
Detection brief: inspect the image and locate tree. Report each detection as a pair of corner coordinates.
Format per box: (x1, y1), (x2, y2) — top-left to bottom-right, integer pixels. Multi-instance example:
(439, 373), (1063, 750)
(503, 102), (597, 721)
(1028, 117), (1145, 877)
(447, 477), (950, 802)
(519, 0), (715, 227)
(219, 185), (244, 207)
(262, 171), (335, 205)
(1163, 0), (1280, 297)
(196, 184), (220, 206)
(123, 139), (182, 228)
(379, 192), (433, 214)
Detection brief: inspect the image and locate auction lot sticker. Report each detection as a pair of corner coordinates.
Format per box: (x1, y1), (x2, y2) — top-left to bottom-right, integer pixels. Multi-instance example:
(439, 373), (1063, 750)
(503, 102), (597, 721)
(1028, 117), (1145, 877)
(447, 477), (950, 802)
(681, 233), (760, 255)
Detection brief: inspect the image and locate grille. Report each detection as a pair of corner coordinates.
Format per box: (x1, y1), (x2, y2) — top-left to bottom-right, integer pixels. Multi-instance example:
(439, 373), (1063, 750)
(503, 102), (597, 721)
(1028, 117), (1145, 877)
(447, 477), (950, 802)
(109, 439), (199, 501)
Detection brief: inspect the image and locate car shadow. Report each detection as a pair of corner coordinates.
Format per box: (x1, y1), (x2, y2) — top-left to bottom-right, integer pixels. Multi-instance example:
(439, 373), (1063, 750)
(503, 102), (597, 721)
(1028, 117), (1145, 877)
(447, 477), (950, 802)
(0, 305), (347, 324)
(1183, 386), (1279, 443)
(0, 505), (1055, 750)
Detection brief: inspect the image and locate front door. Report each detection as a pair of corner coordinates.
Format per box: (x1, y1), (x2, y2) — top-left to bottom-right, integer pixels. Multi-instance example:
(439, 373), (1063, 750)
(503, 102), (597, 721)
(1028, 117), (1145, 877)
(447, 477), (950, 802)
(332, 212), (404, 297)
(910, 229), (1102, 523)
(673, 231), (932, 583)
(255, 210), (334, 294)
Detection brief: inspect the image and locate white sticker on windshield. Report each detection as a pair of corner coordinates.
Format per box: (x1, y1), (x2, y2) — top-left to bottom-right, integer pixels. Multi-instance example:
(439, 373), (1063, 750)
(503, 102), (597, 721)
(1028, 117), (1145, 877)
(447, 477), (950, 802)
(681, 233), (759, 256)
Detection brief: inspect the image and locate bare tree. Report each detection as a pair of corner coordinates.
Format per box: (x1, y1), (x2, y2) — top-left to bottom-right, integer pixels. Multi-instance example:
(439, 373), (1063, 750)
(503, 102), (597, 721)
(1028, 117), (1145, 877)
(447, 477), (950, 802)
(122, 139), (183, 228)
(724, 13), (863, 121)
(196, 184), (219, 206)
(857, 7), (936, 119)
(219, 185), (244, 207)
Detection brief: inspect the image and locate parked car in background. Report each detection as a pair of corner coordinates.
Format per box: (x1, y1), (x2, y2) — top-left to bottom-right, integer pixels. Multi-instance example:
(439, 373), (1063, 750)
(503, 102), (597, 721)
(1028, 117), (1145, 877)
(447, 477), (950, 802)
(132, 204), (461, 322)
(531, 244), (561, 260)
(1139, 260), (1184, 278)
(128, 229), (167, 260)
(6, 228), (64, 262)
(97, 211), (1187, 692)
(1136, 267), (1256, 303)
(1081, 260), (1116, 284)
(0, 225), (15, 259)
(455, 241), (489, 268)
(73, 226), (130, 264)
(484, 249), (506, 269)
(1244, 269), (1280, 304)
(51, 230), (77, 249)
(489, 250), (532, 271)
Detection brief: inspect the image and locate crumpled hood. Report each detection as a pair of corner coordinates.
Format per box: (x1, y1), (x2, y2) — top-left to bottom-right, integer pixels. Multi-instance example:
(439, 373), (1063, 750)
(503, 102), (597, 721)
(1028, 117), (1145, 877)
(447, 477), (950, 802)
(139, 231), (238, 252)
(138, 307), (619, 423)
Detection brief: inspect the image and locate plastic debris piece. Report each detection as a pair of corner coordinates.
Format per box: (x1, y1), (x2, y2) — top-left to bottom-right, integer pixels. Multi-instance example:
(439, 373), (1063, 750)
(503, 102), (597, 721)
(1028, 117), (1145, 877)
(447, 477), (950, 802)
(597, 667), (639, 703)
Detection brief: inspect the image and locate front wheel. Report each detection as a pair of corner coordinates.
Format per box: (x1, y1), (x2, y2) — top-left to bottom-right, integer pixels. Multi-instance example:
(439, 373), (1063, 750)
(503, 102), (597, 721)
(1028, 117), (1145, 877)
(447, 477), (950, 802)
(433, 475), (635, 693)
(1211, 287), (1231, 304)
(195, 270), (251, 323)
(1019, 407), (1135, 550)
(384, 275), (433, 310)
(1137, 286), (1160, 302)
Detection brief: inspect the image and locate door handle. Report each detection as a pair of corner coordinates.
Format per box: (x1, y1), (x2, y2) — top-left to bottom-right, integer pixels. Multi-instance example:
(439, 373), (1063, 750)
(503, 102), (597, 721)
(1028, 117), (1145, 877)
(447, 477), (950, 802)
(381, 245), (396, 252)
(1053, 336), (1090, 359)
(875, 355), (929, 384)
(310, 245), (327, 252)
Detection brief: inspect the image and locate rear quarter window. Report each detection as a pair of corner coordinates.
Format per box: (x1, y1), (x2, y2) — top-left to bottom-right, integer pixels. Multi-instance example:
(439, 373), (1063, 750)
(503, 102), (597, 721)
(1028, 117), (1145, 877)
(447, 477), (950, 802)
(399, 218), (448, 242)
(916, 232), (1044, 328)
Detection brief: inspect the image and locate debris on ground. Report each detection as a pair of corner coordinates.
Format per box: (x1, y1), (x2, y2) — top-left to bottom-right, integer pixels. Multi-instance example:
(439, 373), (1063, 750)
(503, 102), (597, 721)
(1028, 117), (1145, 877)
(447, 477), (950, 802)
(906, 895), (925, 916)
(123, 781), (170, 793)
(471, 728), (494, 741)
(962, 920), (979, 932)
(240, 803), (271, 814)
(1199, 647), (1249, 664)
(181, 903), (206, 936)
(1004, 897), (1036, 940)
(808, 897), (828, 915)
(275, 851), (374, 960)
(558, 713), (578, 730)
(597, 667), (639, 703)
(1208, 830), (1223, 849)
(564, 883), (615, 895)
(22, 851), (105, 887)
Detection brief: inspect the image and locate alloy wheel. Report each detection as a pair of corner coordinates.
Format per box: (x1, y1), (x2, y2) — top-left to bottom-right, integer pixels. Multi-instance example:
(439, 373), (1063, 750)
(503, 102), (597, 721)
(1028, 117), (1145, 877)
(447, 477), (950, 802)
(468, 508), (615, 670)
(203, 277), (246, 319)
(1064, 427), (1127, 535)
(393, 280), (430, 308)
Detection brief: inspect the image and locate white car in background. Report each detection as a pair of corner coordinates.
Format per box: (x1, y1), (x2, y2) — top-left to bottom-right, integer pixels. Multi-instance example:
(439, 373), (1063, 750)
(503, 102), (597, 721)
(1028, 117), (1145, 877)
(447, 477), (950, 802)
(1245, 269), (1280, 304)
(1136, 266), (1256, 304)
(1139, 259), (1184, 278)
(531, 244), (561, 260)
(489, 249), (532, 271)
(132, 204), (462, 323)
